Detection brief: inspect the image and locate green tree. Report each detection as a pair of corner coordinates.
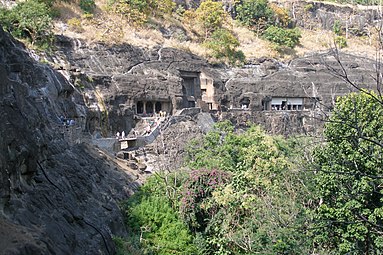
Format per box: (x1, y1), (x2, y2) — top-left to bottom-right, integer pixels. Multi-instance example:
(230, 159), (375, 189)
(118, 175), (197, 255)
(263, 25), (301, 49)
(111, 0), (175, 26)
(195, 0), (226, 37)
(313, 91), (383, 254)
(186, 123), (312, 254)
(0, 0), (53, 45)
(204, 28), (245, 65)
(235, 0), (274, 28)
(79, 0), (96, 14)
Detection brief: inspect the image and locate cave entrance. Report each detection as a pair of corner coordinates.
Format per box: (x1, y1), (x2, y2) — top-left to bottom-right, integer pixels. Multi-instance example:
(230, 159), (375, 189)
(271, 97), (304, 111)
(180, 70), (200, 109)
(137, 101), (144, 114)
(146, 101), (154, 114)
(240, 97), (250, 109)
(155, 102), (162, 113)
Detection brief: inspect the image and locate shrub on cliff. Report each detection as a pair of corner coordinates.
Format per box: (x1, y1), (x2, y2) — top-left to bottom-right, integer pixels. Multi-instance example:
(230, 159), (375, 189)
(0, 0), (53, 46)
(263, 25), (301, 49)
(204, 29), (245, 66)
(110, 0), (175, 26)
(235, 0), (274, 29)
(79, 0), (96, 14)
(194, 0), (227, 37)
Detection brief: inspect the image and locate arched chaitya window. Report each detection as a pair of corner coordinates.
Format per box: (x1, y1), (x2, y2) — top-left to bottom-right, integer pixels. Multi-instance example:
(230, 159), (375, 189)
(155, 102), (162, 113)
(137, 101), (144, 114)
(146, 101), (154, 114)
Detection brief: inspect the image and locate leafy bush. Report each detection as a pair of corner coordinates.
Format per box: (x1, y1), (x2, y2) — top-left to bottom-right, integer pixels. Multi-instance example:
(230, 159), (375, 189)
(235, 0), (274, 28)
(180, 168), (231, 231)
(112, 0), (150, 25)
(67, 18), (83, 32)
(270, 3), (290, 27)
(79, 0), (96, 14)
(333, 20), (342, 36)
(119, 175), (197, 255)
(194, 0), (226, 37)
(204, 29), (245, 65)
(313, 91), (383, 254)
(0, 0), (53, 45)
(110, 0), (175, 26)
(263, 25), (301, 48)
(334, 35), (347, 48)
(152, 0), (176, 17)
(186, 123), (313, 254)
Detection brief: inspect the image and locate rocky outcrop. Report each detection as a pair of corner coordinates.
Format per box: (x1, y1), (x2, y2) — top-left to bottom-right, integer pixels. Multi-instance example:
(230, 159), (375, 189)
(50, 32), (380, 136)
(277, 0), (381, 35)
(0, 26), (137, 254)
(217, 51), (379, 134)
(51, 36), (211, 136)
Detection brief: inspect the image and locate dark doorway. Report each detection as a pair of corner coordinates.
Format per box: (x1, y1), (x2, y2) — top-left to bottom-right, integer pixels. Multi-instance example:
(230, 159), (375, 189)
(146, 101), (154, 114)
(155, 102), (162, 113)
(240, 97), (250, 109)
(281, 101), (287, 110)
(137, 101), (143, 114)
(182, 77), (195, 96)
(188, 101), (195, 107)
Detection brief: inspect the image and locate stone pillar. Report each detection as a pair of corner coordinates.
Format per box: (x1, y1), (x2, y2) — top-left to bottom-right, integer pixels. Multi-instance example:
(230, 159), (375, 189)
(143, 101), (146, 113)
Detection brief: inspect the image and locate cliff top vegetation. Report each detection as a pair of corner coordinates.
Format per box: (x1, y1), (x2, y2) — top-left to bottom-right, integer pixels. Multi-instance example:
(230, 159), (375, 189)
(0, 0), (381, 64)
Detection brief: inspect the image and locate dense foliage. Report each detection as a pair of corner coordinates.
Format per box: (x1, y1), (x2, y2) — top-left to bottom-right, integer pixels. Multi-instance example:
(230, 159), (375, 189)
(118, 91), (383, 254)
(185, 123), (312, 254)
(117, 122), (315, 254)
(110, 0), (175, 26)
(235, 0), (301, 49)
(263, 26), (301, 49)
(194, 0), (226, 37)
(236, 0), (274, 28)
(79, 0), (96, 14)
(0, 0), (53, 45)
(203, 29), (245, 66)
(116, 175), (197, 254)
(182, 1), (244, 65)
(312, 91), (383, 254)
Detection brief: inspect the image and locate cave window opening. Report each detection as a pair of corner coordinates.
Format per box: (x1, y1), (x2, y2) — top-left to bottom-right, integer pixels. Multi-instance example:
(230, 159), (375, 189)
(137, 101), (144, 114)
(281, 101), (287, 110)
(188, 101), (195, 108)
(240, 97), (250, 110)
(155, 102), (162, 113)
(271, 97), (303, 111)
(146, 101), (154, 114)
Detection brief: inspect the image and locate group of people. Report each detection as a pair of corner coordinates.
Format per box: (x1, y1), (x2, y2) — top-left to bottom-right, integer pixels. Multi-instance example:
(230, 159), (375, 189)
(116, 131), (126, 139)
(60, 116), (75, 127)
(158, 110), (166, 118)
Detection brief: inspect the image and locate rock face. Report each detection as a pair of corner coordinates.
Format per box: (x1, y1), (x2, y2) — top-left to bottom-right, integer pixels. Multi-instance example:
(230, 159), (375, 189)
(0, 27), (138, 254)
(52, 36), (216, 137)
(288, 0), (380, 35)
(216, 51), (378, 134)
(51, 32), (380, 137)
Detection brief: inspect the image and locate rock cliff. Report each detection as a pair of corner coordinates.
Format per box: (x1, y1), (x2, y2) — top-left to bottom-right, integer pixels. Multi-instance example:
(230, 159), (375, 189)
(51, 32), (379, 136)
(0, 26), (138, 255)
